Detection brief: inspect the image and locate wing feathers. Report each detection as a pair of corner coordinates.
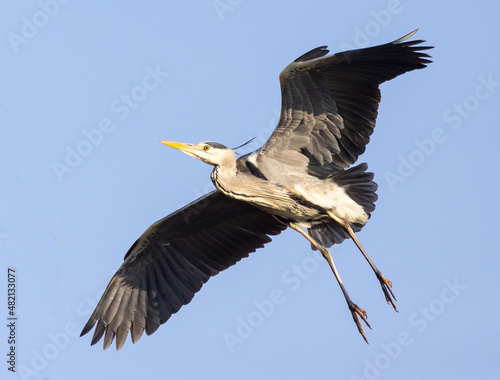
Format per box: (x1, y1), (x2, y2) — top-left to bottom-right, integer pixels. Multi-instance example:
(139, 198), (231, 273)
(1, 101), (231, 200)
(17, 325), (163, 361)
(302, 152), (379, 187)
(294, 46), (329, 63)
(262, 31), (433, 176)
(81, 32), (432, 350)
(81, 191), (286, 349)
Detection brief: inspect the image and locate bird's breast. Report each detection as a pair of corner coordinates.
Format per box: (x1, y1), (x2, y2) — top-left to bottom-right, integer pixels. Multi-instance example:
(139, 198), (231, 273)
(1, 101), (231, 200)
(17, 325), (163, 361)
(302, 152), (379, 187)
(211, 167), (329, 224)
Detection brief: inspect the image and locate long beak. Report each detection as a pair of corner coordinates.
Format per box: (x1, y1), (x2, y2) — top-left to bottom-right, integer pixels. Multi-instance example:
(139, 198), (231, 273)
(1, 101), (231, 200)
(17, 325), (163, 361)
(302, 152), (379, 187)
(160, 140), (196, 154)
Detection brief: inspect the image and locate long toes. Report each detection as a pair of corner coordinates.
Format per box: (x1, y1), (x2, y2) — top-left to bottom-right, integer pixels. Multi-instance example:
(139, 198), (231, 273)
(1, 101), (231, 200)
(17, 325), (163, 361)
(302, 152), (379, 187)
(384, 293), (398, 311)
(350, 304), (372, 344)
(378, 274), (398, 311)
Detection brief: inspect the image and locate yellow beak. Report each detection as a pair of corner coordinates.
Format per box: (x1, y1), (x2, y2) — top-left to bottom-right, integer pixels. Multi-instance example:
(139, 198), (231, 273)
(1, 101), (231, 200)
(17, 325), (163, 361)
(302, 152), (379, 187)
(159, 140), (194, 153)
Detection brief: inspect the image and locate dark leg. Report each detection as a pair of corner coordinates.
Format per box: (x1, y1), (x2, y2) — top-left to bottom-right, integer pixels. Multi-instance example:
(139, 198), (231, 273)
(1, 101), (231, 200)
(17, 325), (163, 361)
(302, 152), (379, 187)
(327, 212), (397, 311)
(288, 222), (372, 343)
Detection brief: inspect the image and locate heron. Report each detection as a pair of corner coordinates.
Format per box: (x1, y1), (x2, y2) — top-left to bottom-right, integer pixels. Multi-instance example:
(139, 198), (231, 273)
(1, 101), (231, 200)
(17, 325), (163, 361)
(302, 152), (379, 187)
(81, 30), (432, 350)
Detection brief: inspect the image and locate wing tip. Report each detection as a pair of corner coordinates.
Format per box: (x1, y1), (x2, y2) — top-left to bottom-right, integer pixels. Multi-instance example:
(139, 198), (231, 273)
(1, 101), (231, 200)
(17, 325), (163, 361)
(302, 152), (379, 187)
(392, 29), (434, 52)
(392, 29), (419, 44)
(80, 316), (97, 337)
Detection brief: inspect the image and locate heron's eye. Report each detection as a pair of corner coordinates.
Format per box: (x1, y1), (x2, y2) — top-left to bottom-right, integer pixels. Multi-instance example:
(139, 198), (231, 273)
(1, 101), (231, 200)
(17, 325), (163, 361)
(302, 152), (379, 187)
(203, 145), (210, 151)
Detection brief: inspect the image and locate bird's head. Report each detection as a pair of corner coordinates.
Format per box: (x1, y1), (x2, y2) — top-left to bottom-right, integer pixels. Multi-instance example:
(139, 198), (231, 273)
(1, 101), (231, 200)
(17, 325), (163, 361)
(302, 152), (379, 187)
(160, 140), (235, 166)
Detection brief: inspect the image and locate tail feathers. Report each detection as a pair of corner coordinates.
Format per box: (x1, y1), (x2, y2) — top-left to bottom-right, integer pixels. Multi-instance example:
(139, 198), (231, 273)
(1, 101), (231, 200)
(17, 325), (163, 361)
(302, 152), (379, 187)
(308, 220), (363, 249)
(309, 223), (348, 248)
(330, 163), (378, 214)
(309, 163), (377, 249)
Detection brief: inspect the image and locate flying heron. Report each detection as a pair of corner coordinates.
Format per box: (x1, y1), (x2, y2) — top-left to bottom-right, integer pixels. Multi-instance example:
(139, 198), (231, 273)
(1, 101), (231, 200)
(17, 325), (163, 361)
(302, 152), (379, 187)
(81, 30), (432, 350)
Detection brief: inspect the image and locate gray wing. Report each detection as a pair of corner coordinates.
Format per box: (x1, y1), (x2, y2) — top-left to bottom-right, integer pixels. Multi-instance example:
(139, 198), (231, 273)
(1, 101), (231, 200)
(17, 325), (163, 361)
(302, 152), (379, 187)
(80, 190), (286, 350)
(259, 30), (433, 177)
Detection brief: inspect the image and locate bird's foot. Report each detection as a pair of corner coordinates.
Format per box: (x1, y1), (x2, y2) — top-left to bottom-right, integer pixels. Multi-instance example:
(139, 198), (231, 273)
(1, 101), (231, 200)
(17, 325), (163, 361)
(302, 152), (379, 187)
(378, 273), (398, 311)
(349, 302), (372, 344)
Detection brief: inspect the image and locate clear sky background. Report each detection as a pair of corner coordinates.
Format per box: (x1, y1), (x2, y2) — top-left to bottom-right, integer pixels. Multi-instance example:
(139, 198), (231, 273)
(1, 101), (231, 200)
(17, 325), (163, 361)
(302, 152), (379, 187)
(1, 1), (499, 379)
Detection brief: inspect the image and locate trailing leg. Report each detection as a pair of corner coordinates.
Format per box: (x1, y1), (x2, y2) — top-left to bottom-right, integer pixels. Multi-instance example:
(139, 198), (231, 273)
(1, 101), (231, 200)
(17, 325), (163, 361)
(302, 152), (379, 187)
(288, 222), (372, 343)
(327, 211), (397, 311)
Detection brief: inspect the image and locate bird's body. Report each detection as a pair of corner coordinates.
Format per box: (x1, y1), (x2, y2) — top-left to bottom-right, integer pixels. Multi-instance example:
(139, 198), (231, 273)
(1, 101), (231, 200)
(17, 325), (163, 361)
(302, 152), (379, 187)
(81, 30), (432, 350)
(213, 149), (371, 227)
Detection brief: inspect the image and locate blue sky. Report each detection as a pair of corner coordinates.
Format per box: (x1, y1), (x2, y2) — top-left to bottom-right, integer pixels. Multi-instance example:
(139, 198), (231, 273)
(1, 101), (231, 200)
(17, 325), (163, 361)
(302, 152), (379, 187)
(1, 1), (500, 379)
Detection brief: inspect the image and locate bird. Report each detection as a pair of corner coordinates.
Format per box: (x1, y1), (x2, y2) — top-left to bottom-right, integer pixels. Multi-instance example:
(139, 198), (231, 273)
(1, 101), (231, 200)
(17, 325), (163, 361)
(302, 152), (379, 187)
(81, 30), (432, 350)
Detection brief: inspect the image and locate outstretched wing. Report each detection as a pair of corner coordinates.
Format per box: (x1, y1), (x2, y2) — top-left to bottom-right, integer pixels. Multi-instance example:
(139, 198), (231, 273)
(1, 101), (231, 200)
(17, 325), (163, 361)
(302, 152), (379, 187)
(80, 190), (286, 350)
(259, 30), (433, 177)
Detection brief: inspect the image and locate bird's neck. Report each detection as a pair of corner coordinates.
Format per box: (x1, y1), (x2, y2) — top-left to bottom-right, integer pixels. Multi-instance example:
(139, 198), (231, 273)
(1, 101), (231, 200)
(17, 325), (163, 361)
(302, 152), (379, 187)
(211, 160), (237, 196)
